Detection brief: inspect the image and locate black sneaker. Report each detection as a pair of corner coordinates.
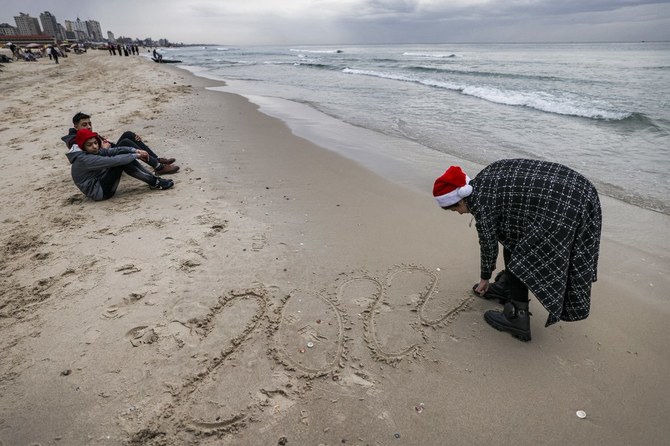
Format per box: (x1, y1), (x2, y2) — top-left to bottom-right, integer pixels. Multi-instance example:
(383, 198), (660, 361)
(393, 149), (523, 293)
(151, 178), (174, 190)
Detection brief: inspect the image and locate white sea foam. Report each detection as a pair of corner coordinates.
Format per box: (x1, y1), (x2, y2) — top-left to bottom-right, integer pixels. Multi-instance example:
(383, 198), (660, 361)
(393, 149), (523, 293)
(403, 52), (457, 58)
(290, 49), (340, 54)
(343, 68), (630, 120)
(168, 43), (670, 214)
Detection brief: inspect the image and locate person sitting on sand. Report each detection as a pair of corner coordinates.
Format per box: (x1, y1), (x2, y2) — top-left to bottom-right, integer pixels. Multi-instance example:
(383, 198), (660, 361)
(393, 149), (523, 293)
(433, 159), (601, 342)
(62, 112), (179, 175)
(67, 128), (174, 201)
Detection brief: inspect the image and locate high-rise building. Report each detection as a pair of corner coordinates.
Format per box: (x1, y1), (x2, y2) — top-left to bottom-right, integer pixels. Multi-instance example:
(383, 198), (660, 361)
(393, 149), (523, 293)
(58, 24), (68, 41)
(76, 18), (89, 40)
(40, 11), (58, 38)
(14, 12), (42, 35)
(107, 31), (116, 43)
(86, 20), (103, 41)
(0, 23), (18, 36)
(65, 18), (89, 41)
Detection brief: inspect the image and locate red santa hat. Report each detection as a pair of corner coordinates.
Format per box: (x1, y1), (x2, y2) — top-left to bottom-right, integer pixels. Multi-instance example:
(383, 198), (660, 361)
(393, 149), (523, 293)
(433, 166), (473, 207)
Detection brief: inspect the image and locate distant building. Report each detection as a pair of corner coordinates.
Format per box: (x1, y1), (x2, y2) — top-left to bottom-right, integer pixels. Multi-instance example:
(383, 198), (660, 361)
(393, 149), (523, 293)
(65, 17), (89, 41)
(0, 23), (18, 36)
(86, 20), (103, 41)
(107, 31), (116, 42)
(14, 12), (42, 35)
(39, 11), (58, 38)
(65, 17), (91, 42)
(58, 24), (68, 41)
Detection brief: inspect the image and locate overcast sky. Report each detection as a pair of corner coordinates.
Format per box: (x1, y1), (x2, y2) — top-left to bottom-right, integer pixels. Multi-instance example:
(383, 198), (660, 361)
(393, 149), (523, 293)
(3, 0), (670, 45)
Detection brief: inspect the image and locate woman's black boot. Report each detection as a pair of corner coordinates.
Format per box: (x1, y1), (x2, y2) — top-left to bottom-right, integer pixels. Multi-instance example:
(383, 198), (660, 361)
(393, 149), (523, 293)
(484, 300), (531, 342)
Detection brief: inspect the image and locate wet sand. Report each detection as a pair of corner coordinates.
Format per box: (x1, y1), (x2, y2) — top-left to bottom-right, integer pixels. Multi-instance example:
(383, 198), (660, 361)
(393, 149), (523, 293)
(0, 50), (669, 446)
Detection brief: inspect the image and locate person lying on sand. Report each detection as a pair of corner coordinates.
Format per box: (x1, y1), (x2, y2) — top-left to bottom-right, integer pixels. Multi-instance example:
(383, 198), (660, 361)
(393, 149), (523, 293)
(433, 159), (601, 342)
(66, 128), (174, 201)
(62, 112), (179, 175)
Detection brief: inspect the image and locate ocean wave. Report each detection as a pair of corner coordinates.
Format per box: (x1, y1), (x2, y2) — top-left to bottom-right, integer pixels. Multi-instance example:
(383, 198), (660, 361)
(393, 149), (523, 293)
(342, 68), (631, 120)
(407, 65), (567, 82)
(290, 48), (341, 54)
(402, 52), (457, 58)
(295, 62), (342, 70)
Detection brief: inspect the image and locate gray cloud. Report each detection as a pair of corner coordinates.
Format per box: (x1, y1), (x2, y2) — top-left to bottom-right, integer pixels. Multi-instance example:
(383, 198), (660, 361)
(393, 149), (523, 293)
(2, 0), (669, 44)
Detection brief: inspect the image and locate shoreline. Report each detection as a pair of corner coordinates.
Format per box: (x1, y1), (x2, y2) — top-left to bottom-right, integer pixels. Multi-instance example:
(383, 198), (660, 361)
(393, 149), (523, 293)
(0, 51), (668, 446)
(190, 66), (670, 260)
(166, 44), (670, 218)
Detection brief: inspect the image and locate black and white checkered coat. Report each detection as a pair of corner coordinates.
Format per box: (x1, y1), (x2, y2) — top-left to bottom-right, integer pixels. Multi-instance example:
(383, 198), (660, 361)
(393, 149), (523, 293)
(465, 159), (602, 326)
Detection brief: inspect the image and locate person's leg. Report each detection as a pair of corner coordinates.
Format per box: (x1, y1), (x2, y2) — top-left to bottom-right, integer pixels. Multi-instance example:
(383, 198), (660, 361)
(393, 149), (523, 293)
(483, 247), (512, 302)
(118, 133), (178, 172)
(116, 137), (161, 169)
(122, 160), (174, 190)
(117, 137), (179, 174)
(98, 166), (125, 200)
(117, 132), (159, 158)
(484, 270), (531, 341)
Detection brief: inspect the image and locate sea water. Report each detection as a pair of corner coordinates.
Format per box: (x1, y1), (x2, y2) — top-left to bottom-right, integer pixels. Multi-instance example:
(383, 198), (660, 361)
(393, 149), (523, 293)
(159, 42), (670, 215)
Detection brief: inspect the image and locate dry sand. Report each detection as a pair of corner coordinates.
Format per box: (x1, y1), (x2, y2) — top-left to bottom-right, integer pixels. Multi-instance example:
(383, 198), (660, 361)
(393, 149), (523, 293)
(0, 50), (669, 446)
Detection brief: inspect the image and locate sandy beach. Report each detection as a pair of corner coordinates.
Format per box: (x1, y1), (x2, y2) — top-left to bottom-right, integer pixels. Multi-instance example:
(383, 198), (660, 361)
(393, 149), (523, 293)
(1, 50), (669, 446)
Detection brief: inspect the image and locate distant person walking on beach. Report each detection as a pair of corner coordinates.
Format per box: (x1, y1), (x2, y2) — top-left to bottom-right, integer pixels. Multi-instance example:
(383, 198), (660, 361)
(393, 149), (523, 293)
(67, 128), (174, 201)
(49, 46), (59, 64)
(8, 42), (18, 60)
(61, 112), (179, 175)
(433, 159), (601, 342)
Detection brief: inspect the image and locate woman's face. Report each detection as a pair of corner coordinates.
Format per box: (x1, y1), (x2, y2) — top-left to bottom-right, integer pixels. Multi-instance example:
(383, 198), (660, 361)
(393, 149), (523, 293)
(446, 200), (469, 215)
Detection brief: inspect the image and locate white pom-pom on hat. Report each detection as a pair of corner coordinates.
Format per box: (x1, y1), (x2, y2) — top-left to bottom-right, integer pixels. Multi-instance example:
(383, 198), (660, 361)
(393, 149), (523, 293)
(433, 166), (472, 207)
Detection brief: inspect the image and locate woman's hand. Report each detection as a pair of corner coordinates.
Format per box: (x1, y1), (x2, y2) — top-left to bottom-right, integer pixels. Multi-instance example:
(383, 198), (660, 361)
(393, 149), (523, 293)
(473, 279), (490, 296)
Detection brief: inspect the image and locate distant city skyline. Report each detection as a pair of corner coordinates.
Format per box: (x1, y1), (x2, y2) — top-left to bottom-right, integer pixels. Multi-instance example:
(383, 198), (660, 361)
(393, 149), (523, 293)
(2, 11), (147, 44)
(2, 0), (669, 45)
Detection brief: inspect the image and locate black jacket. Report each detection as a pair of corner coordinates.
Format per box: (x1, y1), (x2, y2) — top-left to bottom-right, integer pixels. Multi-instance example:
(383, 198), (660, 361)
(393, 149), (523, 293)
(465, 159), (602, 326)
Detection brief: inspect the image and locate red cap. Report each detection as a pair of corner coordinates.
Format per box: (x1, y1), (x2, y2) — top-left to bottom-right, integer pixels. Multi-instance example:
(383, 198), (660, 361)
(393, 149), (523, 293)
(75, 128), (102, 150)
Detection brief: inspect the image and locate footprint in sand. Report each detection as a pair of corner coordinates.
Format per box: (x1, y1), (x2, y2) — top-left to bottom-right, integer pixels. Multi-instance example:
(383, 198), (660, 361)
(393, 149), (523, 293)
(205, 221), (228, 237)
(102, 304), (125, 320)
(101, 291), (147, 319)
(125, 325), (159, 347)
(251, 232), (268, 251)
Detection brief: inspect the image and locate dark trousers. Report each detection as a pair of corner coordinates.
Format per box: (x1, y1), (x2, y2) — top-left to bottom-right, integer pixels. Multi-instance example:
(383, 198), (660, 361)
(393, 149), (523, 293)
(503, 247), (529, 302)
(116, 132), (161, 170)
(99, 161), (157, 199)
(116, 131), (159, 158)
